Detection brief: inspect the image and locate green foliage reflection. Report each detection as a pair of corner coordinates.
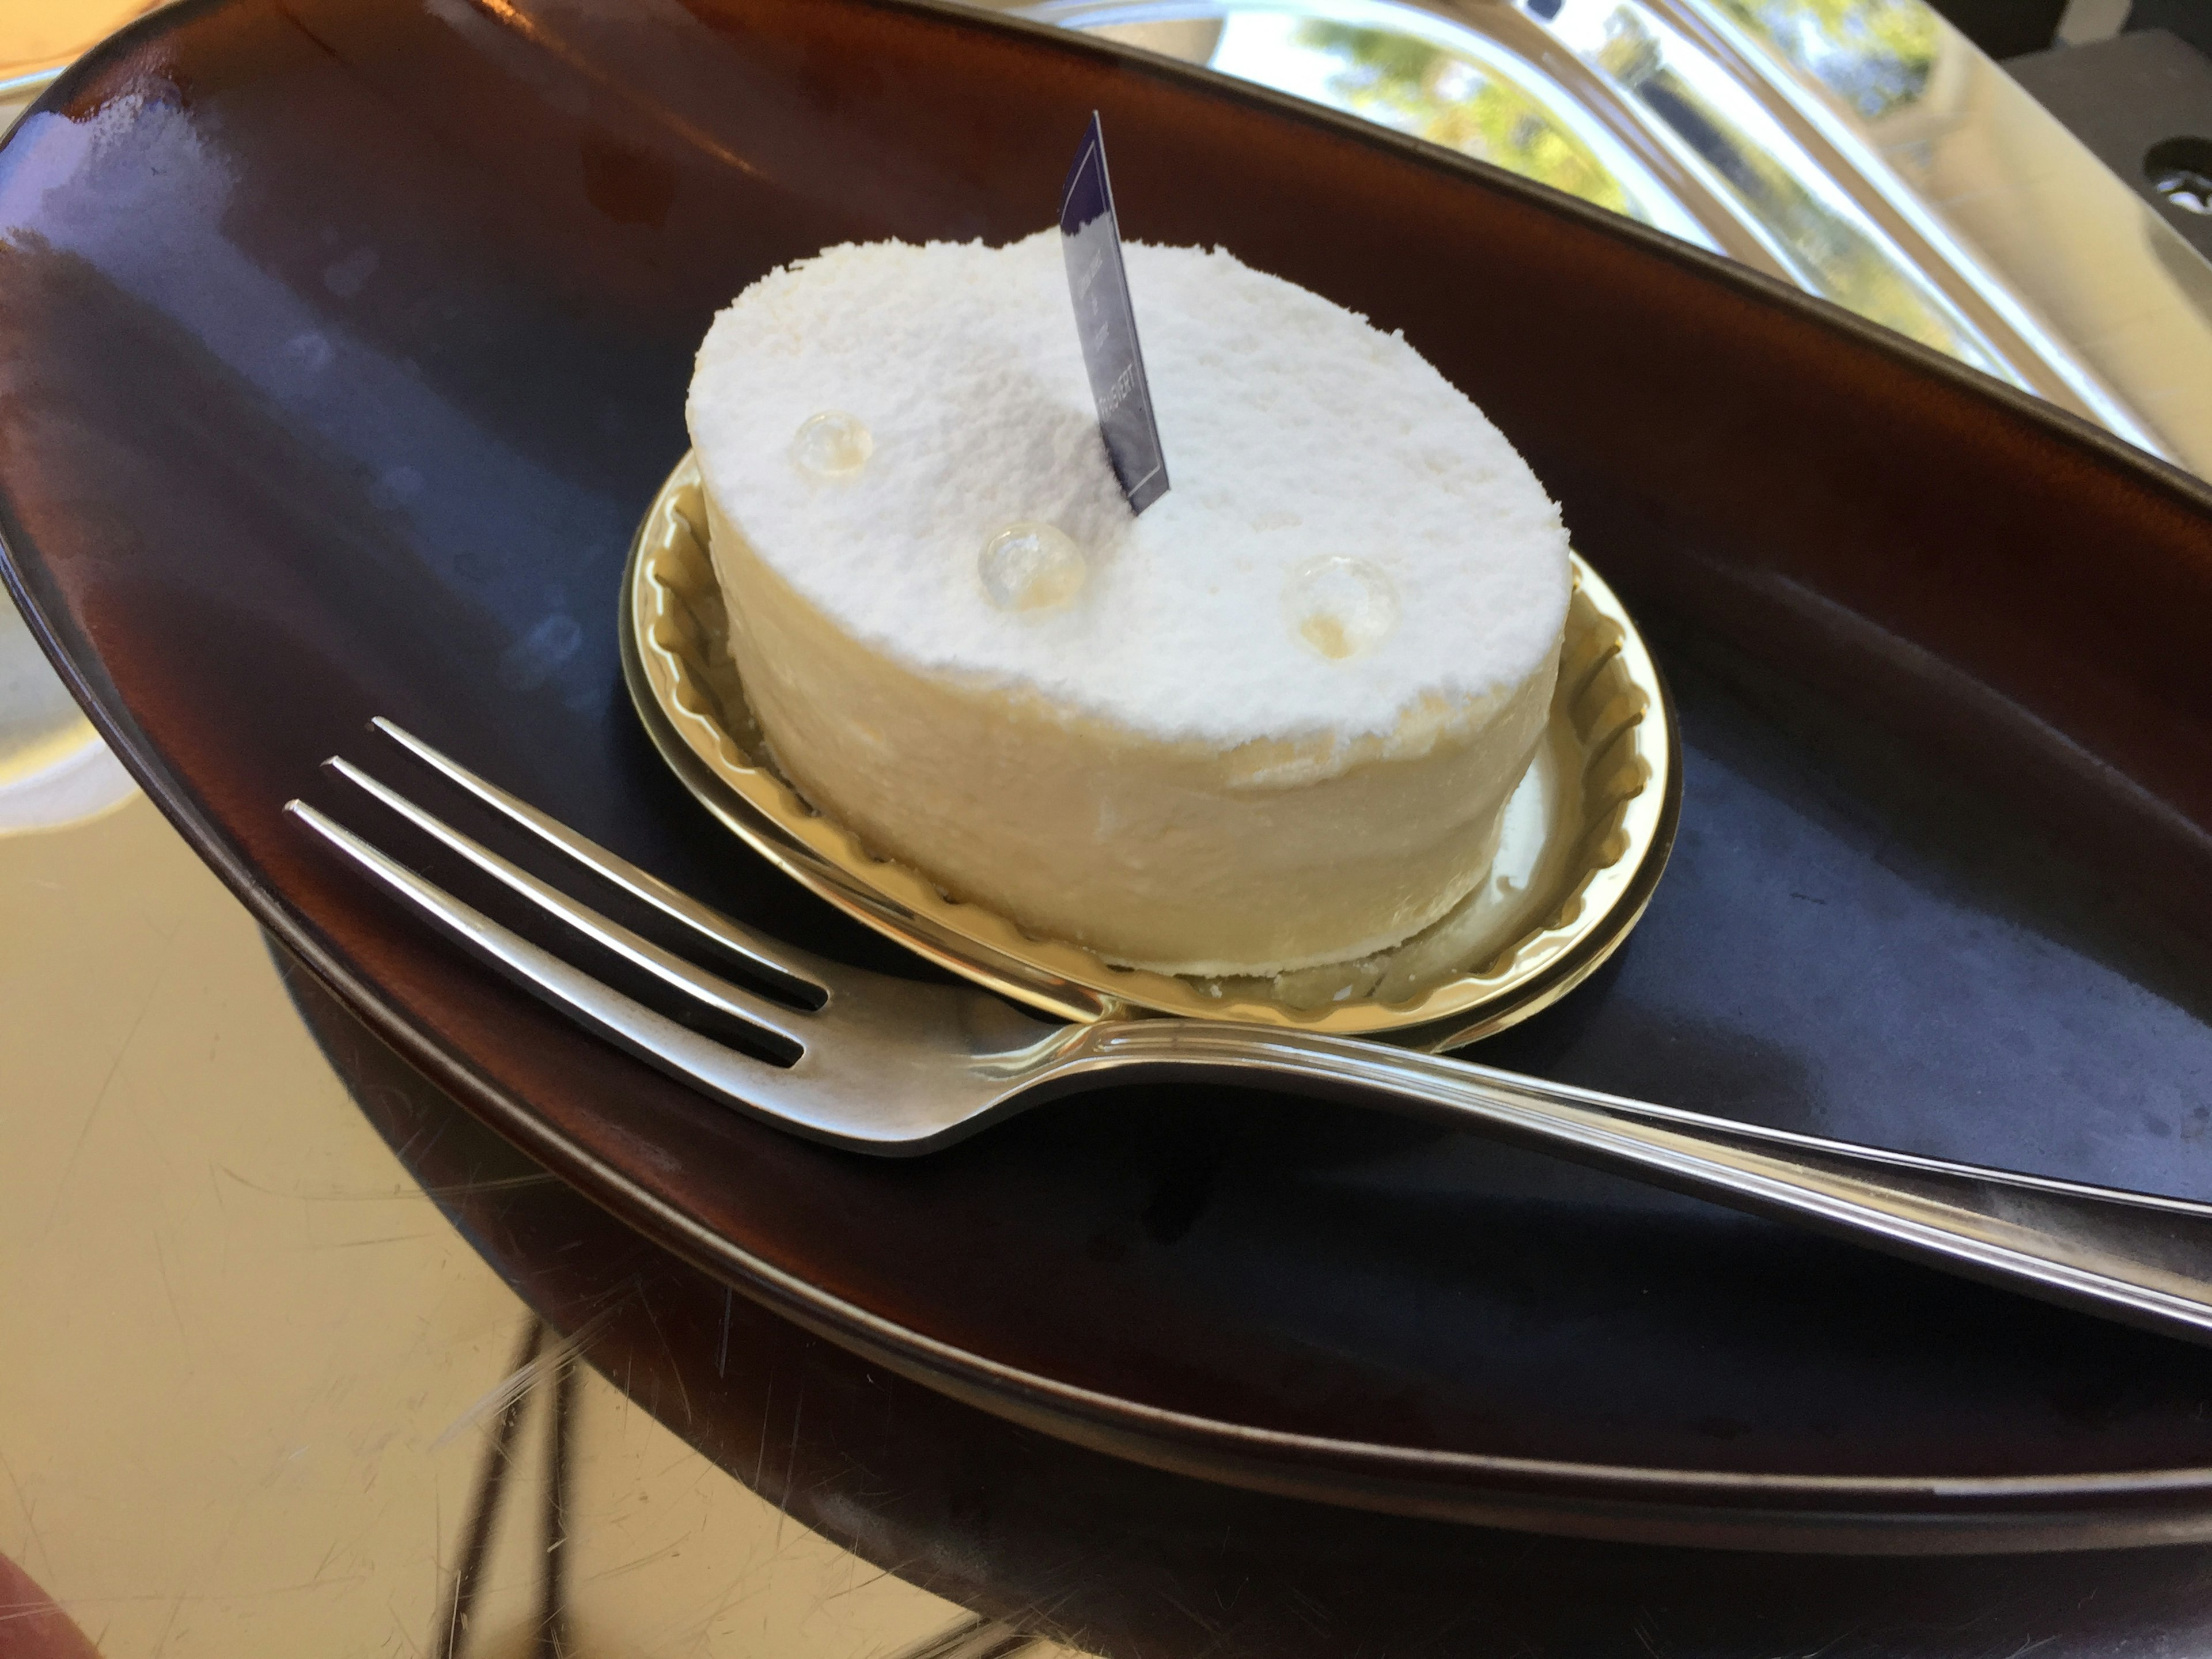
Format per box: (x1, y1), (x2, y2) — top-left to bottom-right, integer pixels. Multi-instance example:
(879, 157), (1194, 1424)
(1714, 0), (1940, 119)
(1592, 8), (1970, 357)
(1294, 23), (1631, 213)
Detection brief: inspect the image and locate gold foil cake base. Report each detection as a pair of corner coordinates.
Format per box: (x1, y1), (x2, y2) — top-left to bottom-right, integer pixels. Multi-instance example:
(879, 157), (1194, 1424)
(620, 454), (1677, 1043)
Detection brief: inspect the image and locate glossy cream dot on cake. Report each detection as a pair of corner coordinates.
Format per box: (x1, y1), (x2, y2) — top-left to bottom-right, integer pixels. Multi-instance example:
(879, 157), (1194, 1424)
(790, 410), (873, 479)
(687, 233), (1570, 976)
(1284, 554), (1399, 661)
(979, 522), (1088, 613)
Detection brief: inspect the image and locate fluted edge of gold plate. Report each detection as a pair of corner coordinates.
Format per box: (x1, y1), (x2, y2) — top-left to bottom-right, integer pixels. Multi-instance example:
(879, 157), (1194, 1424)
(623, 453), (1676, 1039)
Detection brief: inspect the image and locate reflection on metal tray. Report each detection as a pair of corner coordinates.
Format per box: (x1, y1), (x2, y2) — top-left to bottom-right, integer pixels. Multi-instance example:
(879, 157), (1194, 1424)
(991, 0), (2212, 477)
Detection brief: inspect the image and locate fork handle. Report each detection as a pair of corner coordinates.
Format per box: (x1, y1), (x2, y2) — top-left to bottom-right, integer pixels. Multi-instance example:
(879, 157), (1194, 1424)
(1059, 1020), (2212, 1346)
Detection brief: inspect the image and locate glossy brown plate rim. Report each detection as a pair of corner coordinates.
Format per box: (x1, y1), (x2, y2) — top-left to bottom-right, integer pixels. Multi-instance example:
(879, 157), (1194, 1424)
(13, 0), (2212, 1552)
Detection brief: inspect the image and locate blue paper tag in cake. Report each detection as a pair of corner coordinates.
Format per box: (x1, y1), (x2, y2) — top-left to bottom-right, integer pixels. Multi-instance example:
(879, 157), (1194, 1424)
(1059, 113), (1169, 516)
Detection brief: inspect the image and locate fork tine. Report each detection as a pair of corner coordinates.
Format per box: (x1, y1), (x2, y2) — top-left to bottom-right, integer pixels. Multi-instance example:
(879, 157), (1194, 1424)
(324, 757), (813, 1052)
(370, 716), (823, 1000)
(285, 801), (807, 1118)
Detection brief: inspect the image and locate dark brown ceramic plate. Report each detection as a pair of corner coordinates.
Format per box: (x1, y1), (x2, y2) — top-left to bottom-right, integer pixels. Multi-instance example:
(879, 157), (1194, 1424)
(10, 0), (2212, 1553)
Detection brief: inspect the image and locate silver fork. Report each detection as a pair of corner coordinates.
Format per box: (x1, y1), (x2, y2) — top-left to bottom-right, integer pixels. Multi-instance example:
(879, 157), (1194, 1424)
(289, 719), (2212, 1347)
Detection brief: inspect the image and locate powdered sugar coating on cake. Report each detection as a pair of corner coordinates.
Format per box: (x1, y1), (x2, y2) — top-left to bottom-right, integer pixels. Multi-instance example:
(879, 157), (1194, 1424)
(687, 233), (1569, 774)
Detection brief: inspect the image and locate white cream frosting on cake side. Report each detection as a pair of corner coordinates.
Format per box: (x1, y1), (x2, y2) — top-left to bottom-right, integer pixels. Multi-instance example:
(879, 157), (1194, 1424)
(686, 233), (1570, 976)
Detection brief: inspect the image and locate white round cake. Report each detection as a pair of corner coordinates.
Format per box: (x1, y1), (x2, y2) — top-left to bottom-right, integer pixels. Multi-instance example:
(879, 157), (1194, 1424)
(687, 233), (1570, 976)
